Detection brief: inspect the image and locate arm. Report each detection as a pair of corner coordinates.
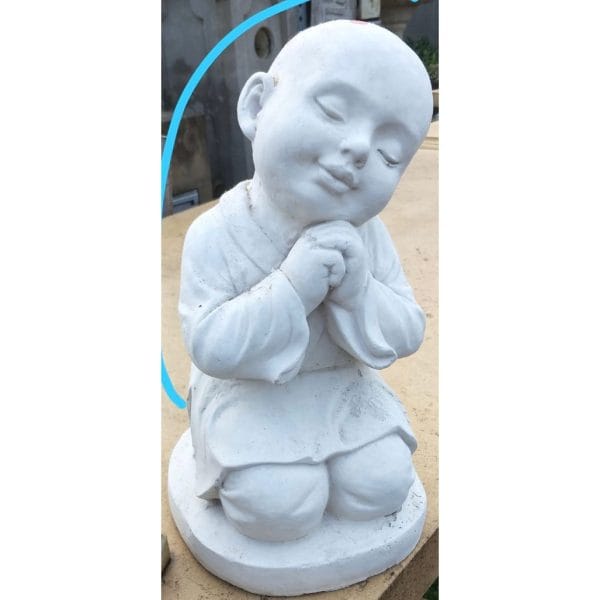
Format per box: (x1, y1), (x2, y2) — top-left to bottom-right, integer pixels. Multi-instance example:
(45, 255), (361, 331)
(324, 217), (425, 368)
(178, 215), (309, 384)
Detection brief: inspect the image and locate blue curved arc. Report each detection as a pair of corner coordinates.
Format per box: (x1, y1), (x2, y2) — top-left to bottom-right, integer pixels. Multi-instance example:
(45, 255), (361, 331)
(161, 0), (310, 409)
(161, 353), (187, 409)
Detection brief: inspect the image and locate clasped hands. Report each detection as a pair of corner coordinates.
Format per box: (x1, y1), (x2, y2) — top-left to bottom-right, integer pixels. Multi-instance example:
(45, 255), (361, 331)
(280, 220), (368, 314)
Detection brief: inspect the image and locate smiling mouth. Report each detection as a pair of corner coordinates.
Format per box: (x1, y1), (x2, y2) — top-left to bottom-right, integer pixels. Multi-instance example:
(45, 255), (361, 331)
(318, 164), (358, 191)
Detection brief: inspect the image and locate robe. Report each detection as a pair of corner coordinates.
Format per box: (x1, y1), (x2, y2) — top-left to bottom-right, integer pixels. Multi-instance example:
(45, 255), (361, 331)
(178, 181), (426, 499)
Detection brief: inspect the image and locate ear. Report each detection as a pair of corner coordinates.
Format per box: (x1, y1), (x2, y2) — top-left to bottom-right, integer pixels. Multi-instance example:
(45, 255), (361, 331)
(237, 72), (275, 142)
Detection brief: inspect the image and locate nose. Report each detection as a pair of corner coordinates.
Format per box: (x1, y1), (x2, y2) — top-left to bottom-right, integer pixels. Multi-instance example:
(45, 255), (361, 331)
(340, 135), (370, 169)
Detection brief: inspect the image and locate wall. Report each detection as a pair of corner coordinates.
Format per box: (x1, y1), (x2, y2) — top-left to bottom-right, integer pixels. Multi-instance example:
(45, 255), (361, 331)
(381, 0), (434, 38)
(162, 0), (307, 198)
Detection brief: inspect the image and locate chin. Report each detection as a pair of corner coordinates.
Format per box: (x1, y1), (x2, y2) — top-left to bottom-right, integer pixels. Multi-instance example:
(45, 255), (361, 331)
(314, 212), (371, 228)
(348, 216), (372, 227)
(342, 208), (378, 227)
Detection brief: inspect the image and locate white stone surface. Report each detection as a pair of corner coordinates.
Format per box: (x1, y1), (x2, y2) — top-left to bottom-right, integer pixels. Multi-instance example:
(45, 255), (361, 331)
(170, 19), (433, 594)
(169, 429), (427, 597)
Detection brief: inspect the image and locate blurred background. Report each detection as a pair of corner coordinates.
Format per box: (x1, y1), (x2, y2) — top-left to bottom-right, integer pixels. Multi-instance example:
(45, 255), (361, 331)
(161, 0), (438, 215)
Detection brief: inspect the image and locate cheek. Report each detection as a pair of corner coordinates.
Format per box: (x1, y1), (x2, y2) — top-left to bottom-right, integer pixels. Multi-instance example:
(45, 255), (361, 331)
(295, 115), (336, 162)
(384, 171), (403, 198)
(347, 169), (398, 223)
(270, 117), (324, 169)
(366, 164), (400, 197)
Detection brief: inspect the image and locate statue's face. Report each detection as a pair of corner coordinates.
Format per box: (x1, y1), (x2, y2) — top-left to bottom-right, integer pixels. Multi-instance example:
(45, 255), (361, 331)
(251, 53), (430, 227)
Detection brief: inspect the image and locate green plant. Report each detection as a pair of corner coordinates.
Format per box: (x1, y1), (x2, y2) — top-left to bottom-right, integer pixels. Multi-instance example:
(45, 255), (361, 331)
(423, 577), (439, 600)
(406, 37), (439, 89)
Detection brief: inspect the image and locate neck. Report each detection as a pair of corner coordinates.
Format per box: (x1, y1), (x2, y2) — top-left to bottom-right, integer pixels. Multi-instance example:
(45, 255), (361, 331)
(247, 175), (306, 253)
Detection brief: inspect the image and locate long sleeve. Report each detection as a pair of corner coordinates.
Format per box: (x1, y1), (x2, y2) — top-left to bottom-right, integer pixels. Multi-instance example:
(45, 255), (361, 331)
(325, 217), (425, 369)
(178, 212), (309, 384)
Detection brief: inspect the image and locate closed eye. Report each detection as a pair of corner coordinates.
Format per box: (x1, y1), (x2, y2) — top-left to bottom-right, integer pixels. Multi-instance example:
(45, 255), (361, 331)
(315, 97), (344, 122)
(378, 149), (400, 167)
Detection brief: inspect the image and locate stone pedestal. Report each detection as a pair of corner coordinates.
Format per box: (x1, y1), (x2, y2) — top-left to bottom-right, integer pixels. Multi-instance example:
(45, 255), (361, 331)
(168, 430), (426, 596)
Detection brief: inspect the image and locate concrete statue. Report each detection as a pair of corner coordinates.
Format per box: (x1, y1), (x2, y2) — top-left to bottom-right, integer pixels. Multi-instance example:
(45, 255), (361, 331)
(168, 19), (433, 595)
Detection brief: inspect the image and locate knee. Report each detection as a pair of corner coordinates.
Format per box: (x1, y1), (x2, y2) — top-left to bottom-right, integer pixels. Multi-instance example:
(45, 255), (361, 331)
(327, 435), (415, 521)
(220, 463), (329, 542)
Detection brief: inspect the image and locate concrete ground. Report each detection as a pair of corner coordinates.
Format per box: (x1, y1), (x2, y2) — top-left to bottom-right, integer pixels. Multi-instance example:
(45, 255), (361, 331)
(161, 123), (438, 600)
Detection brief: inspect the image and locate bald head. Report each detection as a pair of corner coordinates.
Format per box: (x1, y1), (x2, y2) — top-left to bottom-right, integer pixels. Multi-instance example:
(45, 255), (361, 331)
(236, 20), (433, 226)
(270, 20), (414, 74)
(266, 20), (433, 144)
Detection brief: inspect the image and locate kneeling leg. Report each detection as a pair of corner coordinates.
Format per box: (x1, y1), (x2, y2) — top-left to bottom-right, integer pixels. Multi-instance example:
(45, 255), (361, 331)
(327, 435), (415, 521)
(220, 463), (329, 542)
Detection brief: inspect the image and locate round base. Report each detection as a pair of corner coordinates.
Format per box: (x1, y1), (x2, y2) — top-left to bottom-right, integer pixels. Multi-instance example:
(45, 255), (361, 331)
(168, 429), (426, 596)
